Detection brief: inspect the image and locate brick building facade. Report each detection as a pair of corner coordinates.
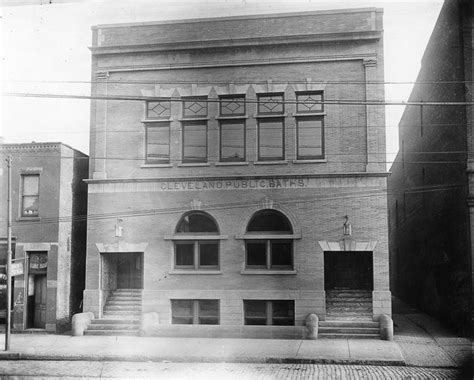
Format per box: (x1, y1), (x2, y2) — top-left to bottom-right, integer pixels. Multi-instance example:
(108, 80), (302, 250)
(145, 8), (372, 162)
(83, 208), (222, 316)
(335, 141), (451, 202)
(0, 143), (88, 332)
(84, 9), (391, 338)
(388, 0), (472, 336)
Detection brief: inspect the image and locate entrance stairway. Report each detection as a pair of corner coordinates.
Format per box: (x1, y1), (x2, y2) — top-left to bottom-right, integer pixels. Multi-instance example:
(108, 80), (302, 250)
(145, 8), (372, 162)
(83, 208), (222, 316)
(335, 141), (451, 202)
(319, 290), (380, 339)
(84, 289), (142, 336)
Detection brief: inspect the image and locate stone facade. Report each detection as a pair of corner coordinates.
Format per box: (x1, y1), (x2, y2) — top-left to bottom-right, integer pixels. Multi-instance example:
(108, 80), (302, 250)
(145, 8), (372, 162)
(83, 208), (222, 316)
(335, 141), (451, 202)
(0, 143), (88, 332)
(388, 0), (472, 336)
(85, 8), (390, 338)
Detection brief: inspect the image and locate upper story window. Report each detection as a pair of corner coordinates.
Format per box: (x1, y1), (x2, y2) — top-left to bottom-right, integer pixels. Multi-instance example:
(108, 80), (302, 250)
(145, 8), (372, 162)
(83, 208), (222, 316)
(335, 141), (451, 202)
(182, 97), (208, 163)
(174, 211), (219, 270)
(21, 174), (39, 217)
(145, 100), (171, 164)
(245, 209), (293, 270)
(257, 93), (285, 161)
(219, 95), (246, 162)
(295, 92), (325, 160)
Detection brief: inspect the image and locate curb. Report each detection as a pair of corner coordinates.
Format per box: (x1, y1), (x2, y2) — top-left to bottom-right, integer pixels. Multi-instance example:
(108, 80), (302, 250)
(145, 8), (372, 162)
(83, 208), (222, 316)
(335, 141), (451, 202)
(0, 352), (406, 366)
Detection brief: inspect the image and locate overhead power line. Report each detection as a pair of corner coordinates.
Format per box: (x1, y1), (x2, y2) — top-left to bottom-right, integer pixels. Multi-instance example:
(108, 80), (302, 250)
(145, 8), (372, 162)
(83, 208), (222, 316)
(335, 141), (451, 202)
(4, 79), (474, 85)
(3, 92), (473, 106)
(1, 182), (467, 227)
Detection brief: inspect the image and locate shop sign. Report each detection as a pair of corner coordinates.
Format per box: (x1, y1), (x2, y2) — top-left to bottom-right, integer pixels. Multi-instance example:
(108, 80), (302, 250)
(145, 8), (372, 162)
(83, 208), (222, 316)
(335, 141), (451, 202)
(11, 261), (24, 277)
(29, 254), (47, 270)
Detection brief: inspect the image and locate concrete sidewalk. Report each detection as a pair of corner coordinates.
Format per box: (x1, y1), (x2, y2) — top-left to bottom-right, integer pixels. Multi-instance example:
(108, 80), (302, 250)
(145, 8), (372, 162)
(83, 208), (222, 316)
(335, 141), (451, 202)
(0, 297), (470, 369)
(0, 334), (404, 366)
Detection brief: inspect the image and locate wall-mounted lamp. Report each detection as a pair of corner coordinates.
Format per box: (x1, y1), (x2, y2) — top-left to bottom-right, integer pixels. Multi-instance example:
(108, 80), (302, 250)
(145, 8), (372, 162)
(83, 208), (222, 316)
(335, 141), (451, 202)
(115, 219), (123, 238)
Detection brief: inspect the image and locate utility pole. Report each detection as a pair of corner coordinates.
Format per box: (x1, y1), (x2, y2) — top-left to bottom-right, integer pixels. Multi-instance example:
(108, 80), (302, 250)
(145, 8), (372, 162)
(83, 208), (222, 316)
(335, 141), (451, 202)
(5, 155), (12, 351)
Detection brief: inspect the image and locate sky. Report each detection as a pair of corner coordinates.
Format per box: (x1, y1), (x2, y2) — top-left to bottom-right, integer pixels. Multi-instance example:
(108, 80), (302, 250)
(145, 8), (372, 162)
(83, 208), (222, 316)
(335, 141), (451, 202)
(0, 0), (444, 166)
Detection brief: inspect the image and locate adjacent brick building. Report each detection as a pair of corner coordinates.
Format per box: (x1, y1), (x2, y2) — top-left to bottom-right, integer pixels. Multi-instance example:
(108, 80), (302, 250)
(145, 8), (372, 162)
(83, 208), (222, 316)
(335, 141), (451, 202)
(84, 8), (391, 338)
(0, 142), (88, 332)
(388, 0), (472, 336)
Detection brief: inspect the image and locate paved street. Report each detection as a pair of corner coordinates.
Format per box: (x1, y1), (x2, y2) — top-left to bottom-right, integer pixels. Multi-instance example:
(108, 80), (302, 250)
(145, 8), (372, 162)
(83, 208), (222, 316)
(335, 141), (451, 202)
(0, 361), (464, 379)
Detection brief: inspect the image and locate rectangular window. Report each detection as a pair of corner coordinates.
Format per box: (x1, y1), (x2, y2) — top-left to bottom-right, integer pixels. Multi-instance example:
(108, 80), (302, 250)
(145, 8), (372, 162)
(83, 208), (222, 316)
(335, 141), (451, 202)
(171, 299), (219, 325)
(244, 300), (294, 326)
(296, 117), (324, 159)
(296, 92), (323, 113)
(220, 120), (245, 162)
(258, 119), (284, 161)
(183, 97), (208, 118)
(146, 123), (170, 163)
(21, 174), (39, 217)
(182, 121), (207, 163)
(175, 241), (219, 269)
(246, 240), (293, 269)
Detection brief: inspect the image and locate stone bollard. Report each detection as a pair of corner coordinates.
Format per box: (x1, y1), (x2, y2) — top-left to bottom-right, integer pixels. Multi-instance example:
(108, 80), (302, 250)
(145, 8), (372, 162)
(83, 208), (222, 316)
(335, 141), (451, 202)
(140, 312), (160, 336)
(71, 312), (94, 336)
(378, 314), (394, 341)
(305, 313), (319, 339)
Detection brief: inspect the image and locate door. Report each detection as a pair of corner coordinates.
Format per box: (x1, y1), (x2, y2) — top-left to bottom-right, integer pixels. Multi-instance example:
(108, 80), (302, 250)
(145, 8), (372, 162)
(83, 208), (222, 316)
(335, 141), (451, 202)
(324, 251), (373, 290)
(117, 253), (143, 289)
(33, 275), (47, 328)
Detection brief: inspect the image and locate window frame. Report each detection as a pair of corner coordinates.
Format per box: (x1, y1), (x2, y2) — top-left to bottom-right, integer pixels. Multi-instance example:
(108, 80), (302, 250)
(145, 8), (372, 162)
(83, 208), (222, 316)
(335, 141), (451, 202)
(174, 240), (219, 270)
(256, 93), (285, 162)
(173, 211), (220, 271)
(295, 116), (325, 160)
(296, 91), (324, 113)
(182, 120), (208, 163)
(143, 100), (172, 164)
(182, 96), (208, 119)
(145, 122), (171, 164)
(219, 119), (246, 162)
(243, 300), (295, 326)
(171, 299), (220, 325)
(20, 174), (40, 217)
(244, 210), (294, 270)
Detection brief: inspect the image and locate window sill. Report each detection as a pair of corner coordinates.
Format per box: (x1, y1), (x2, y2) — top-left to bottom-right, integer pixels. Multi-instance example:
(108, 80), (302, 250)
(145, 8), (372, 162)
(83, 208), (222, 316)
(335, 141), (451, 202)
(178, 163), (210, 167)
(169, 270), (222, 275)
(254, 113), (287, 119)
(17, 216), (41, 222)
(240, 269), (297, 275)
(235, 233), (302, 240)
(164, 234), (228, 240)
(215, 161), (249, 166)
(179, 117), (210, 122)
(215, 115), (248, 120)
(292, 159), (327, 164)
(253, 161), (288, 165)
(141, 118), (172, 123)
(141, 163), (173, 168)
(293, 112), (326, 117)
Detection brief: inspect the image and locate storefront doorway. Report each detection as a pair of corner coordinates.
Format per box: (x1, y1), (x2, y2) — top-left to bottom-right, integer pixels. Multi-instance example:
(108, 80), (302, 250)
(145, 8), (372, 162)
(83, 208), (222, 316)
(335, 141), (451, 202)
(324, 251), (373, 290)
(26, 252), (48, 328)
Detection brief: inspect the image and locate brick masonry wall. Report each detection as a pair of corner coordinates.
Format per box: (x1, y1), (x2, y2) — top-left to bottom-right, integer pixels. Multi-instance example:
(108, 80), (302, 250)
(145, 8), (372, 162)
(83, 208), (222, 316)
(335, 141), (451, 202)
(388, 0), (471, 336)
(84, 176), (390, 324)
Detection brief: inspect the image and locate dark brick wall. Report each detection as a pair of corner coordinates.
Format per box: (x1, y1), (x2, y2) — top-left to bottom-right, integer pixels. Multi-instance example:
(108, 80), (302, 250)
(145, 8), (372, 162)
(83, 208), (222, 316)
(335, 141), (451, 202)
(388, 0), (472, 336)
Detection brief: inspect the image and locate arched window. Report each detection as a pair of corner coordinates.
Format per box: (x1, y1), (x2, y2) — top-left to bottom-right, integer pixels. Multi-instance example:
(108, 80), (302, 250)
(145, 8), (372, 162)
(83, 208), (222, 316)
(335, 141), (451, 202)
(245, 210), (293, 270)
(174, 211), (219, 269)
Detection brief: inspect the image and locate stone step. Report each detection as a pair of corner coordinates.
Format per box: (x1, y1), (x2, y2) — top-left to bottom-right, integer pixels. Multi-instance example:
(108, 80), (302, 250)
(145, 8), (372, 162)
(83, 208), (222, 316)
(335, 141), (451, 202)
(319, 327), (380, 334)
(319, 333), (380, 339)
(326, 308), (373, 313)
(103, 311), (142, 316)
(107, 300), (142, 305)
(107, 296), (141, 300)
(86, 324), (139, 331)
(319, 320), (379, 328)
(84, 330), (139, 336)
(91, 318), (140, 325)
(105, 305), (141, 312)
